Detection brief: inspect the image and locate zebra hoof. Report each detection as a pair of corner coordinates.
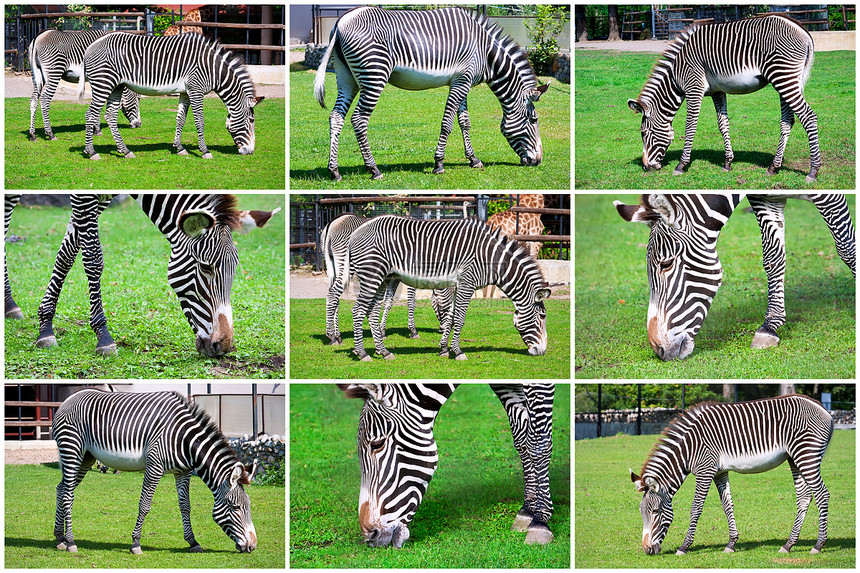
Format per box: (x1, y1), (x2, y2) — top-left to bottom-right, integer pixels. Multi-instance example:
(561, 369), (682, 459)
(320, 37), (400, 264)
(676, 549), (687, 556)
(408, 331), (419, 339)
(29, 133), (36, 141)
(722, 164), (732, 172)
(432, 166), (445, 175)
(524, 526), (553, 546)
(202, 153), (214, 159)
(779, 546), (790, 554)
(6, 307), (24, 319)
(751, 328), (779, 349)
(723, 547), (735, 553)
(96, 343), (117, 356)
(766, 165), (779, 176)
(67, 544), (78, 553)
(124, 151), (135, 159)
(810, 547), (822, 555)
(359, 355), (372, 362)
(805, 175), (817, 184)
(511, 512), (532, 533)
(454, 353), (468, 361)
(177, 149), (188, 156)
(438, 350), (450, 358)
(89, 154), (101, 161)
(130, 546), (142, 555)
(672, 169), (684, 176)
(188, 544), (203, 553)
(383, 352), (395, 360)
(56, 541), (68, 551)
(36, 335), (58, 348)
(49, 135), (57, 141)
(370, 171), (383, 180)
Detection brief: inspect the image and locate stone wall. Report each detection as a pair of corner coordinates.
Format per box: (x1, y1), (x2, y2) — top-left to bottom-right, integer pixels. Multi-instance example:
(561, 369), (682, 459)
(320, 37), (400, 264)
(229, 434), (284, 479)
(553, 53), (570, 84)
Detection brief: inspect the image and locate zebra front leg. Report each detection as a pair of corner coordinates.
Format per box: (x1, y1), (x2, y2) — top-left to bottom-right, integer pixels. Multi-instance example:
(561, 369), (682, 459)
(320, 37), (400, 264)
(37, 219), (82, 348)
(187, 91), (213, 159)
(367, 281), (394, 359)
(351, 99), (383, 180)
(674, 91), (704, 175)
(767, 98), (795, 177)
(130, 468), (163, 554)
(676, 473), (714, 555)
(405, 285), (419, 339)
(810, 195), (856, 276)
(448, 284), (474, 360)
(712, 92), (734, 171)
(433, 81), (471, 174)
(175, 473), (202, 552)
(522, 384), (555, 545)
(781, 461), (812, 553)
(748, 196), (788, 349)
(457, 97), (483, 169)
(104, 88), (134, 158)
(5, 194), (23, 319)
(173, 92), (191, 156)
(713, 473), (739, 552)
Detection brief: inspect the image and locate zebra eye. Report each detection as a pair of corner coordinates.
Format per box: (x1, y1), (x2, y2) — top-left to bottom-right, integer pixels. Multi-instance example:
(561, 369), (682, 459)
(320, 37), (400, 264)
(369, 439), (385, 452)
(657, 260), (673, 271)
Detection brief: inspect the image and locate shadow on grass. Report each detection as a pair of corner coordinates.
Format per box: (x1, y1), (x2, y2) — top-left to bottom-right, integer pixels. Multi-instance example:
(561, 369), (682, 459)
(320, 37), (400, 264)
(66, 141), (239, 158)
(20, 121), (141, 140)
(665, 536), (854, 556)
(290, 159), (523, 182)
(4, 536), (237, 555)
(627, 149), (809, 178)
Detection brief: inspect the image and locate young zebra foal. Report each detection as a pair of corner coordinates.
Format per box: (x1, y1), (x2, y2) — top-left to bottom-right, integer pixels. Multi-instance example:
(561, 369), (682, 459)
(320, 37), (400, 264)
(631, 395), (832, 556)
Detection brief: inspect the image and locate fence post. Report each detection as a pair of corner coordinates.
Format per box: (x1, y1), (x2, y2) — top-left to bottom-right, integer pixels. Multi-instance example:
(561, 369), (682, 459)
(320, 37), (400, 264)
(681, 384), (685, 411)
(597, 384), (602, 438)
(252, 384), (259, 437)
(636, 384), (642, 436)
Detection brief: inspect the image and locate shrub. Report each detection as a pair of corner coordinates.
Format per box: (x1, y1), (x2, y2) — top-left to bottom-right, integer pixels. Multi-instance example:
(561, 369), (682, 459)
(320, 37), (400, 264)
(525, 6), (568, 76)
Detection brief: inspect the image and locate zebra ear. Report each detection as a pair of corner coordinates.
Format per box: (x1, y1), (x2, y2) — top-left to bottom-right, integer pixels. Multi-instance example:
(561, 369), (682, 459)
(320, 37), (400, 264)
(237, 207), (281, 234)
(251, 96), (265, 108)
(529, 83), (550, 102)
(229, 462), (248, 488)
(614, 200), (662, 225)
(628, 98), (647, 116)
(338, 383), (394, 408)
(630, 469), (647, 492)
(536, 288), (551, 302)
(179, 211), (216, 238)
(644, 476), (661, 493)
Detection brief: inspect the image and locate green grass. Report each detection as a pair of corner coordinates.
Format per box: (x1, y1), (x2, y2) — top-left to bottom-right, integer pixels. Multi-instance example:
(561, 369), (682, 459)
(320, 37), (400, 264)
(288, 298), (570, 379)
(290, 384), (570, 568)
(289, 64), (570, 188)
(575, 50), (856, 189)
(575, 431), (855, 567)
(5, 194), (286, 379)
(5, 97), (286, 189)
(5, 463), (285, 568)
(575, 194), (856, 378)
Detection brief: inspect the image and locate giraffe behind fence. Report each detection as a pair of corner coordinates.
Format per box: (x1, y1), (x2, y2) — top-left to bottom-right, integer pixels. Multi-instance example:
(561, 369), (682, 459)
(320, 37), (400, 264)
(484, 194), (545, 299)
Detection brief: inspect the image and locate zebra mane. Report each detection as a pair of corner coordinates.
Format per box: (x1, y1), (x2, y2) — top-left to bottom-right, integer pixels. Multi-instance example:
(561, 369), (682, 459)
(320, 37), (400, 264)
(485, 221), (548, 286)
(180, 34), (257, 98)
(201, 194), (241, 230)
(640, 401), (715, 476)
(473, 10), (537, 88)
(174, 391), (242, 465)
(636, 22), (701, 105)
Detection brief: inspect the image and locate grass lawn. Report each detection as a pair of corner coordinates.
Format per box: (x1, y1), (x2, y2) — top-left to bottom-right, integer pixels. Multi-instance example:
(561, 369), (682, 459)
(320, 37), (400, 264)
(288, 298), (570, 379)
(290, 383), (570, 568)
(289, 63), (571, 189)
(5, 194), (286, 379)
(575, 431), (855, 568)
(575, 194), (856, 378)
(5, 97), (286, 189)
(574, 50), (856, 189)
(5, 463), (285, 568)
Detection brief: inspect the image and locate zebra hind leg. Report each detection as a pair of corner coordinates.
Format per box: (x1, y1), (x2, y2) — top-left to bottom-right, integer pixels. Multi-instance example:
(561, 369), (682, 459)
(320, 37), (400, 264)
(175, 473), (203, 552)
(712, 92), (734, 171)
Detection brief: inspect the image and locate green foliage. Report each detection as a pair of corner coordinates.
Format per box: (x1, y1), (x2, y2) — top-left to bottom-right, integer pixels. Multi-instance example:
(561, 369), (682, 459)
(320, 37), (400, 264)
(575, 50), (856, 189)
(254, 464), (285, 487)
(5, 195), (285, 379)
(576, 384), (724, 412)
(290, 384), (570, 567)
(575, 195), (856, 378)
(5, 463), (285, 567)
(525, 5), (568, 75)
(6, 98), (286, 190)
(576, 431), (855, 567)
(290, 67), (570, 189)
(289, 298), (570, 379)
(828, 6), (856, 30)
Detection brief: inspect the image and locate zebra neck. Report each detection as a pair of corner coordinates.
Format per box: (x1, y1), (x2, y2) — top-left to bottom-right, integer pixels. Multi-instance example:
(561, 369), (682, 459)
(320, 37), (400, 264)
(186, 431), (242, 492)
(484, 35), (536, 115)
(493, 246), (546, 304)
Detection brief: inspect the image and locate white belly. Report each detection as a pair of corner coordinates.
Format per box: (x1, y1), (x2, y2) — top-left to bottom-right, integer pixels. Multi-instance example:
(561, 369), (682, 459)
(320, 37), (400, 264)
(124, 78), (186, 96)
(88, 445), (147, 472)
(396, 268), (459, 289)
(389, 67), (457, 91)
(719, 448), (787, 474)
(707, 69), (768, 94)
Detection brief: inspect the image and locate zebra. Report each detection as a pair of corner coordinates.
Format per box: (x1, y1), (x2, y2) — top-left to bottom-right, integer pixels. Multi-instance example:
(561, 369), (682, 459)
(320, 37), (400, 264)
(77, 33), (263, 160)
(337, 215), (551, 361)
(615, 194), (855, 360)
(4, 194), (280, 356)
(321, 212), (452, 345)
(314, 6), (548, 180)
(52, 389), (257, 554)
(4, 195), (23, 320)
(629, 14), (821, 181)
(631, 394), (832, 555)
(28, 29), (142, 142)
(339, 383), (554, 547)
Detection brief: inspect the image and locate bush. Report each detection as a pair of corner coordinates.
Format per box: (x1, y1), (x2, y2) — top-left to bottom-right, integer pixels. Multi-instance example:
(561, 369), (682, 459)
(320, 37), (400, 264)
(525, 6), (568, 75)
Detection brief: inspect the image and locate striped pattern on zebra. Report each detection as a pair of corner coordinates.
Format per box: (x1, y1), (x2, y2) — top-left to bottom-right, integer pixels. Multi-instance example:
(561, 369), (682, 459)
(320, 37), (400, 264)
(29, 29), (142, 141)
(615, 194), (855, 360)
(339, 383), (554, 547)
(321, 212), (452, 344)
(629, 14), (820, 181)
(78, 33), (263, 159)
(631, 394), (832, 555)
(5, 194), (279, 356)
(53, 389), (257, 553)
(4, 195), (23, 319)
(340, 215), (550, 361)
(314, 6), (548, 180)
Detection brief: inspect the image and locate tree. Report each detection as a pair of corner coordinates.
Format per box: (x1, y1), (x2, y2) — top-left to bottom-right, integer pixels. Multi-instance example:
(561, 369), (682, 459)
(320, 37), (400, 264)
(575, 6), (588, 42)
(607, 5), (621, 41)
(525, 5), (568, 75)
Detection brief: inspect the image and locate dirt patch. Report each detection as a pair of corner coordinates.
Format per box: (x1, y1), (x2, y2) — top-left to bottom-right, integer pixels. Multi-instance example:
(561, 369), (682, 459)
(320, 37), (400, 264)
(6, 446), (59, 465)
(212, 353), (285, 377)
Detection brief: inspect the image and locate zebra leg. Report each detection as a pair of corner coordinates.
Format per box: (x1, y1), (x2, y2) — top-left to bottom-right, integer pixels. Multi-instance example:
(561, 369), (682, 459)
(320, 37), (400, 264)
(84, 93), (108, 160)
(29, 70), (40, 141)
(121, 89), (142, 129)
(5, 194), (23, 319)
(367, 280), (394, 359)
(457, 96), (484, 169)
(433, 80), (471, 174)
(677, 473), (714, 555)
(175, 473), (202, 552)
(748, 196), (788, 349)
(173, 92), (191, 156)
(104, 87), (134, 158)
(36, 216), (83, 348)
(76, 197), (117, 354)
(781, 460), (812, 553)
(352, 279), (381, 361)
(448, 283), (474, 360)
(130, 467), (163, 554)
(326, 273), (347, 345)
(54, 451), (94, 552)
(767, 98), (795, 177)
(810, 194), (856, 276)
(771, 78), (821, 181)
(712, 92), (734, 171)
(674, 90), (704, 175)
(713, 473), (739, 552)
(187, 90), (213, 159)
(405, 285), (419, 339)
(378, 279), (399, 339)
(351, 92), (384, 180)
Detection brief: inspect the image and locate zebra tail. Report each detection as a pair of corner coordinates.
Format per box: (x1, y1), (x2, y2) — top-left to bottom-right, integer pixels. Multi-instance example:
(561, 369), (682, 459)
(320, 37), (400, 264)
(77, 66), (87, 103)
(28, 39), (46, 91)
(801, 42), (815, 90)
(313, 29), (338, 109)
(321, 222), (336, 288)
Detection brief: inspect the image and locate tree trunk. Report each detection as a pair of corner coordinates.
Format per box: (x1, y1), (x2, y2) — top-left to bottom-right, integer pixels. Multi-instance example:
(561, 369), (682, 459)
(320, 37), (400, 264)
(722, 384), (735, 401)
(608, 5), (621, 41)
(575, 6), (588, 42)
(780, 383), (796, 396)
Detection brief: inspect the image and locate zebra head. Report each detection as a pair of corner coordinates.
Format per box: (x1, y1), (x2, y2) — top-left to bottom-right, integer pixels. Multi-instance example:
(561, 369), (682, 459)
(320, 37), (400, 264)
(615, 195), (725, 360)
(165, 197), (279, 357)
(628, 99), (674, 171)
(630, 470), (674, 555)
(513, 287), (552, 355)
(226, 95), (265, 155)
(501, 84), (549, 166)
(213, 461), (258, 552)
(340, 384), (445, 548)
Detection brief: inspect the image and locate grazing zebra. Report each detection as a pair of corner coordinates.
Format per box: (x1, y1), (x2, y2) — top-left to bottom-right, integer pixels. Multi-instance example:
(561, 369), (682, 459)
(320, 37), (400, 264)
(339, 383), (554, 547)
(615, 194), (855, 360)
(314, 6), (548, 180)
(53, 389), (257, 553)
(629, 14), (821, 181)
(338, 215), (550, 361)
(4, 194), (279, 356)
(29, 29), (142, 141)
(78, 33), (263, 160)
(631, 394), (832, 555)
(321, 213), (452, 344)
